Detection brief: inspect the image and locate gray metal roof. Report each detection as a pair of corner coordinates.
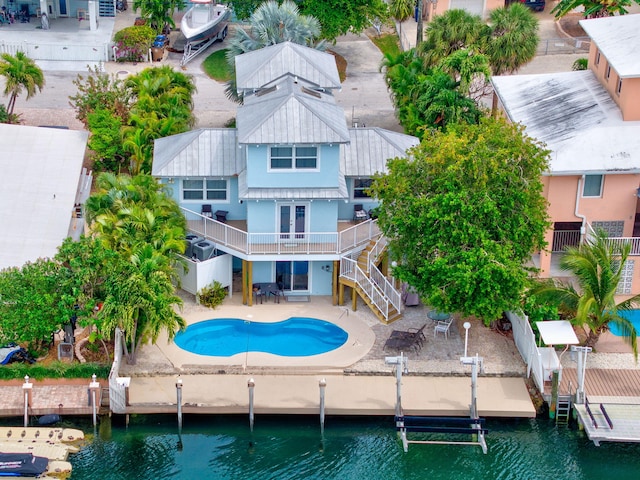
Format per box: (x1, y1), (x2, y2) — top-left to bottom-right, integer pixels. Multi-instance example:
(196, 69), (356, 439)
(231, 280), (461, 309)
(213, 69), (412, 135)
(237, 170), (348, 200)
(341, 127), (419, 176)
(235, 41), (341, 92)
(580, 14), (640, 78)
(152, 129), (243, 177)
(492, 70), (640, 175)
(237, 76), (350, 145)
(0, 124), (88, 270)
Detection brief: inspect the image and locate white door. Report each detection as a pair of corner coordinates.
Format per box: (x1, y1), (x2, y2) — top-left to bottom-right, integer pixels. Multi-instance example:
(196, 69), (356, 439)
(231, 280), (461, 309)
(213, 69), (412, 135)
(279, 204), (307, 240)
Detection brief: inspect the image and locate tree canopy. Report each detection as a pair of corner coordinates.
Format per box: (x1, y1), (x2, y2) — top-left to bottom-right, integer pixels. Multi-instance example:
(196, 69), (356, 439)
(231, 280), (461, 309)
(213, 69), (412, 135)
(369, 117), (550, 323)
(132, 0), (185, 32)
(551, 0), (640, 19)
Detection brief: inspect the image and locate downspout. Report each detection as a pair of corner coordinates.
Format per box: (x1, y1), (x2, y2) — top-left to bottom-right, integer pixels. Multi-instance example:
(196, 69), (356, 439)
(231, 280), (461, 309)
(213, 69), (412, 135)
(575, 175), (587, 243)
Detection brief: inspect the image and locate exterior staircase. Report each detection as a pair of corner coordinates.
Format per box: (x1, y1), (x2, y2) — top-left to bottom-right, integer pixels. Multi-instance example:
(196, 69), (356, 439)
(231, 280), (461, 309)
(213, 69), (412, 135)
(339, 236), (403, 324)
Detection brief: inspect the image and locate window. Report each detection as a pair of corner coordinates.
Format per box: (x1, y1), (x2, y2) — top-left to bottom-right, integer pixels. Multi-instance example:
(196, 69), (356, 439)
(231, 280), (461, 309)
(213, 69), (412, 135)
(182, 179), (227, 201)
(270, 146), (317, 170)
(616, 77), (623, 95)
(353, 178), (373, 199)
(595, 51), (600, 66)
(582, 174), (603, 197)
(606, 64), (611, 80)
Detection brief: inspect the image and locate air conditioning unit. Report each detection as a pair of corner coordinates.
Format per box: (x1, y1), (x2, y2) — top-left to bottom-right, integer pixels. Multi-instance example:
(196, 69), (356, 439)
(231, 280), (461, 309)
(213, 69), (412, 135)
(193, 240), (216, 261)
(184, 234), (203, 258)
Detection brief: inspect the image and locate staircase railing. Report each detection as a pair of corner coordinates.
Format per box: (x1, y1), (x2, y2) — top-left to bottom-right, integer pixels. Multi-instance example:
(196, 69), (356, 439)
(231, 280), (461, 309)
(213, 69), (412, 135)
(365, 234), (387, 269)
(368, 262), (402, 314)
(341, 257), (390, 321)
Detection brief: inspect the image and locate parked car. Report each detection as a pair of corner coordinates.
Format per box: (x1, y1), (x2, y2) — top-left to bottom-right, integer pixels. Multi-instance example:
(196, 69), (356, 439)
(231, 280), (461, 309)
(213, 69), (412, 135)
(520, 0), (546, 12)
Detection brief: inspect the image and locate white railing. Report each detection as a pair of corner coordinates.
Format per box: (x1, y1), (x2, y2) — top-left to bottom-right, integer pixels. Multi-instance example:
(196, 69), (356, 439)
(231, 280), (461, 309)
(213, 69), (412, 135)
(507, 311), (555, 394)
(341, 257), (391, 321)
(552, 230), (581, 252)
(182, 207), (379, 256)
(604, 237), (640, 256)
(108, 328), (129, 414)
(366, 234), (387, 268)
(368, 262), (402, 314)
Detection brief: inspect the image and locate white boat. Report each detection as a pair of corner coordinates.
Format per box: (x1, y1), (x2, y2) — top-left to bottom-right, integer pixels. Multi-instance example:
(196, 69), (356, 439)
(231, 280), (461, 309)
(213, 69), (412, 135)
(180, 1), (230, 44)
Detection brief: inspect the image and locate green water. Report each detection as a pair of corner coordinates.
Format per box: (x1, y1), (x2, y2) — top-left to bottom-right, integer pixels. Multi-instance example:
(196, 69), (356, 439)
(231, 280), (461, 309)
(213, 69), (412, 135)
(67, 415), (640, 480)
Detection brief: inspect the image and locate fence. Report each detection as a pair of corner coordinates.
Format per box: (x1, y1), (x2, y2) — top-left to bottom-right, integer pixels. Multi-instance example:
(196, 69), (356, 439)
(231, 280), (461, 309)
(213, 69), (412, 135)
(0, 40), (112, 62)
(536, 37), (590, 56)
(507, 311), (550, 394)
(108, 328), (129, 414)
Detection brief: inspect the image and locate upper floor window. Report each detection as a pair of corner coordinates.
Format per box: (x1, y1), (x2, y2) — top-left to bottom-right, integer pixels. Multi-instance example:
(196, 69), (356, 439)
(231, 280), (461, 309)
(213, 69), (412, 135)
(595, 51), (600, 66)
(353, 178), (373, 199)
(270, 146), (318, 170)
(616, 77), (623, 95)
(583, 174), (603, 197)
(605, 64), (611, 81)
(182, 178), (228, 201)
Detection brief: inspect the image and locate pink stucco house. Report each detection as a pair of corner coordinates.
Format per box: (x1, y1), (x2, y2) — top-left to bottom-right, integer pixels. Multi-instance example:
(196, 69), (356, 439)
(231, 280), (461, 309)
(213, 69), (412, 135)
(492, 14), (640, 294)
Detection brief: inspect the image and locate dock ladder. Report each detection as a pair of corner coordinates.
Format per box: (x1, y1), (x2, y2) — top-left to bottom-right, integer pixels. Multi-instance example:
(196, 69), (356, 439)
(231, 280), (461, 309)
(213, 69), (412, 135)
(556, 394), (572, 426)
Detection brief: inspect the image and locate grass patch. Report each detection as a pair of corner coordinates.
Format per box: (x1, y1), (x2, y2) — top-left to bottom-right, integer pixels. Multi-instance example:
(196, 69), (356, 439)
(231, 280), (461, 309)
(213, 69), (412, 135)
(0, 362), (111, 381)
(370, 33), (401, 58)
(202, 49), (232, 82)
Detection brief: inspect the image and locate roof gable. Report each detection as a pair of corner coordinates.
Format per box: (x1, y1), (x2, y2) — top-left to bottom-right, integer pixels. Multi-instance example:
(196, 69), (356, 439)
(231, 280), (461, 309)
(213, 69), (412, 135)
(235, 42), (341, 92)
(341, 128), (419, 176)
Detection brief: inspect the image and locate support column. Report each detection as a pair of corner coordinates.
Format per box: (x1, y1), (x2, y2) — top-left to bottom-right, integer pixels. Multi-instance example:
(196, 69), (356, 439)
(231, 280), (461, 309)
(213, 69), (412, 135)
(351, 286), (357, 311)
(247, 261), (253, 306)
(338, 282), (344, 306)
(242, 260), (247, 305)
(332, 260), (338, 306)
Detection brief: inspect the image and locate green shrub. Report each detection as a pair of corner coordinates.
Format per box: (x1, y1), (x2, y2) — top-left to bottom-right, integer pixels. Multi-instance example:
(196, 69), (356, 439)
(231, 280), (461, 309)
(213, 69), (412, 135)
(197, 281), (227, 308)
(572, 58), (588, 71)
(0, 362), (110, 381)
(113, 25), (156, 62)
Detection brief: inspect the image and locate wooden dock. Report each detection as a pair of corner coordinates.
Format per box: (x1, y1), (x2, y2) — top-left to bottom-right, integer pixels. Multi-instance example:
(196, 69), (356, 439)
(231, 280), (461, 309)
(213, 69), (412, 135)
(560, 368), (640, 400)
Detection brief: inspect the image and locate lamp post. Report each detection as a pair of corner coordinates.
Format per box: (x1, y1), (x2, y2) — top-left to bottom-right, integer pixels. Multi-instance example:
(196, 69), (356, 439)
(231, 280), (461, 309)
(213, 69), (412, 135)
(463, 322), (471, 358)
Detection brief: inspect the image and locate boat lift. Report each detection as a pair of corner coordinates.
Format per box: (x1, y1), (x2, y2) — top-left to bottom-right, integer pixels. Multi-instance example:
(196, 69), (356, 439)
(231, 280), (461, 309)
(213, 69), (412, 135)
(386, 353), (488, 454)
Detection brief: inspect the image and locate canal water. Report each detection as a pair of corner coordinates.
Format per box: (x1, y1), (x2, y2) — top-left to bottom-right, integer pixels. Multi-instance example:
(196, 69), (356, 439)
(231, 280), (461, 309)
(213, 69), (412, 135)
(67, 414), (640, 479)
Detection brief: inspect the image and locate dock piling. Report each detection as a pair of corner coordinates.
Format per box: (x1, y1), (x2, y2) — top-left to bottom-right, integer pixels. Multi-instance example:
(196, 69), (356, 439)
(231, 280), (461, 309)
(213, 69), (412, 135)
(23, 375), (32, 428)
(248, 378), (255, 432)
(319, 378), (326, 434)
(90, 374), (100, 427)
(176, 377), (183, 434)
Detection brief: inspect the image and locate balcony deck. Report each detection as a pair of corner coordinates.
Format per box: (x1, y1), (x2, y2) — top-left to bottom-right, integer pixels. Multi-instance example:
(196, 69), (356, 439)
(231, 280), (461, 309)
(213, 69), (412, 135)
(185, 209), (380, 260)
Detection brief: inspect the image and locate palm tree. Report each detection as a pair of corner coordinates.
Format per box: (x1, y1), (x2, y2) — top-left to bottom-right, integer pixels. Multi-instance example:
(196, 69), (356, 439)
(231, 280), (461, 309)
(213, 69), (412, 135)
(534, 229), (640, 359)
(551, 0), (640, 19)
(132, 0), (185, 32)
(389, 0), (414, 47)
(225, 0), (326, 102)
(485, 3), (539, 76)
(0, 52), (45, 122)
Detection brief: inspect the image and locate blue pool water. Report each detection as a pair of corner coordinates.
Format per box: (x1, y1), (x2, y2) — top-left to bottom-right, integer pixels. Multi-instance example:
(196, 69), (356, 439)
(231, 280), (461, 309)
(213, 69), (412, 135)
(174, 317), (348, 357)
(609, 310), (640, 336)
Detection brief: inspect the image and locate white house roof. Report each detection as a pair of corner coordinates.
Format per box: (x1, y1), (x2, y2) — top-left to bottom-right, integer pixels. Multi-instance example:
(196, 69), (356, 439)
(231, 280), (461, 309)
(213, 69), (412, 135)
(341, 127), (419, 176)
(492, 70), (640, 175)
(580, 14), (640, 78)
(237, 76), (350, 145)
(237, 170), (348, 200)
(0, 124), (87, 270)
(152, 129), (243, 177)
(235, 41), (341, 92)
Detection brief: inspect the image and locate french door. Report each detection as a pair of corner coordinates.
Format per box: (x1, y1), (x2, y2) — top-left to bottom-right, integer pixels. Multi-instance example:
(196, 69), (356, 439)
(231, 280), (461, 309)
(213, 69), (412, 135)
(279, 203), (307, 240)
(276, 261), (309, 292)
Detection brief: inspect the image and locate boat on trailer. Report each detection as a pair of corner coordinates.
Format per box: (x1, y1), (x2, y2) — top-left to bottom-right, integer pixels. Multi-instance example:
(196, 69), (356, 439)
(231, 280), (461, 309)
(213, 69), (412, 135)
(181, 1), (230, 43)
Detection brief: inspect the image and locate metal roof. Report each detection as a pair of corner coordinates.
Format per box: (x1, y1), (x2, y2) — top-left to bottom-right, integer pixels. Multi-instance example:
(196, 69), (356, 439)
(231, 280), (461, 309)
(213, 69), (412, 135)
(237, 76), (350, 145)
(341, 127), (419, 176)
(235, 41), (341, 92)
(152, 129), (243, 177)
(580, 14), (640, 78)
(492, 70), (640, 175)
(237, 170), (348, 200)
(0, 124), (88, 270)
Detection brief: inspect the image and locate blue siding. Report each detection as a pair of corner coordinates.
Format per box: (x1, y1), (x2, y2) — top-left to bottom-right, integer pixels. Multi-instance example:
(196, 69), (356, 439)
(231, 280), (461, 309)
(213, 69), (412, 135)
(246, 144), (340, 188)
(309, 201), (337, 232)
(310, 261), (332, 295)
(163, 177), (246, 221)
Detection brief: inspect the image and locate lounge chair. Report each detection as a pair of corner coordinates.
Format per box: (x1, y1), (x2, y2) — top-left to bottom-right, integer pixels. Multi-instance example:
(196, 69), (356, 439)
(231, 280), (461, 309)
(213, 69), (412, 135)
(434, 317), (454, 339)
(353, 204), (368, 223)
(384, 324), (427, 352)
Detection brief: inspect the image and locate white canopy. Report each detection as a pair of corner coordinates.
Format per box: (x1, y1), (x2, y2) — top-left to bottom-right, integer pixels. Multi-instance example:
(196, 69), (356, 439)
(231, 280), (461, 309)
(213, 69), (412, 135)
(536, 321), (579, 346)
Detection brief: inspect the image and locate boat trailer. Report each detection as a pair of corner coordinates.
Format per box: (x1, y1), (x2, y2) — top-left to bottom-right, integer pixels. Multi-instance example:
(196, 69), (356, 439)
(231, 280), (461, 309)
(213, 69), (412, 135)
(180, 24), (228, 66)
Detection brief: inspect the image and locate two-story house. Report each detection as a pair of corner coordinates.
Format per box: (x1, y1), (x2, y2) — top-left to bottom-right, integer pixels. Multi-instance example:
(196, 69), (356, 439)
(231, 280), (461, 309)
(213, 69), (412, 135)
(152, 42), (419, 321)
(492, 14), (640, 294)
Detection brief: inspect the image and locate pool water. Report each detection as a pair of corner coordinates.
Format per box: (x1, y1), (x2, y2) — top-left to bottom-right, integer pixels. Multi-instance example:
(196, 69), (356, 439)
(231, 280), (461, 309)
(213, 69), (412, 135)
(609, 310), (640, 336)
(68, 414), (640, 480)
(174, 317), (348, 357)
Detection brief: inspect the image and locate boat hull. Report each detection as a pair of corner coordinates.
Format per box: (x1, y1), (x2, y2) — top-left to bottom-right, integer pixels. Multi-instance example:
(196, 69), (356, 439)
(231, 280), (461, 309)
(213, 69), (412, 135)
(181, 3), (230, 44)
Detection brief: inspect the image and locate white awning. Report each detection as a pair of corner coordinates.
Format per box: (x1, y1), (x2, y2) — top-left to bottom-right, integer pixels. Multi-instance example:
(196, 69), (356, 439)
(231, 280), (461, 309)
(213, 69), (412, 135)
(536, 320), (580, 346)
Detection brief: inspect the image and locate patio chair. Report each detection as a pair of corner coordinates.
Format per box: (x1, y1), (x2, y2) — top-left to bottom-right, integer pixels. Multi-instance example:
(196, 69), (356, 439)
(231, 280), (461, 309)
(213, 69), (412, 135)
(353, 204), (368, 223)
(201, 204), (213, 218)
(384, 324), (427, 352)
(434, 317), (454, 339)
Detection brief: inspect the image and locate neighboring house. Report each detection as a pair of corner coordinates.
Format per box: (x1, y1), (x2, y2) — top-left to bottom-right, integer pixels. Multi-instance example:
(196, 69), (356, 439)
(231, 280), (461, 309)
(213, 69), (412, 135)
(0, 124), (90, 270)
(0, 0), (115, 20)
(152, 42), (419, 321)
(492, 14), (640, 294)
(421, 0), (506, 20)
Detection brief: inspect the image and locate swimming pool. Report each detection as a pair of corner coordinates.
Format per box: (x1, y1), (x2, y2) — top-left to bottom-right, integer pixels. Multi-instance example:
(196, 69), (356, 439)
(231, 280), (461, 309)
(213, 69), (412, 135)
(610, 310), (640, 336)
(174, 317), (348, 357)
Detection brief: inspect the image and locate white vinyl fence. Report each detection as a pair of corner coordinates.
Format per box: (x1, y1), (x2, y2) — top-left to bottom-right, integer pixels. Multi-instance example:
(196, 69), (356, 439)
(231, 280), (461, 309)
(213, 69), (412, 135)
(108, 328), (130, 414)
(0, 40), (112, 62)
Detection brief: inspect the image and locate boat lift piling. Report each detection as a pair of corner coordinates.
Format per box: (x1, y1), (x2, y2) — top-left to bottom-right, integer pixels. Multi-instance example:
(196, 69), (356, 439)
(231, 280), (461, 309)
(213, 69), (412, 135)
(319, 378), (327, 435)
(176, 377), (183, 434)
(23, 375), (32, 428)
(90, 374), (100, 428)
(248, 378), (255, 432)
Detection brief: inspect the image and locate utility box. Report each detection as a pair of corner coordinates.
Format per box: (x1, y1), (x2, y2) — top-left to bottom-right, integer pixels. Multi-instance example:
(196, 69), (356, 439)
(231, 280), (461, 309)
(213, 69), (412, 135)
(185, 234), (203, 258)
(58, 343), (74, 362)
(193, 240), (215, 261)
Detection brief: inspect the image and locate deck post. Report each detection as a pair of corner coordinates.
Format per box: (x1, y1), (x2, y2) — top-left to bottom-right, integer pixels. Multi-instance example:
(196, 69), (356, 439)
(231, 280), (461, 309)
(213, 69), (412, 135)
(248, 261), (253, 306)
(241, 260), (247, 305)
(550, 370), (560, 419)
(332, 261), (338, 305)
